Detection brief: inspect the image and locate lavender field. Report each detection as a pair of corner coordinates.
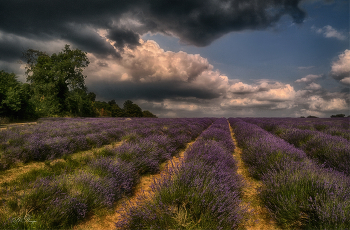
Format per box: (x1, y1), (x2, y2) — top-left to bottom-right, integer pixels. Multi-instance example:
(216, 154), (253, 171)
(0, 117), (349, 229)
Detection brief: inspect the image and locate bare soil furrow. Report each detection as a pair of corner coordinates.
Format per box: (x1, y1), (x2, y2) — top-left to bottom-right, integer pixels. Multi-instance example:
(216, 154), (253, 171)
(228, 121), (279, 230)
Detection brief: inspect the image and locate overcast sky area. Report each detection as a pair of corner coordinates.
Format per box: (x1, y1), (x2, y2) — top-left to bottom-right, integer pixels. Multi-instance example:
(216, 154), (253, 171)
(0, 0), (349, 118)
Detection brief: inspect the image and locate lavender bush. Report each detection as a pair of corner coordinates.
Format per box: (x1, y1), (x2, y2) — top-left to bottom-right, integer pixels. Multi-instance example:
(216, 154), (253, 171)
(2, 159), (139, 229)
(0, 117), (213, 170)
(242, 117), (350, 140)
(261, 160), (350, 229)
(117, 118), (246, 229)
(113, 118), (214, 175)
(87, 157), (139, 199)
(17, 176), (88, 229)
(117, 160), (245, 229)
(0, 118), (128, 169)
(229, 118), (350, 229)
(282, 129), (350, 175)
(1, 118), (214, 229)
(241, 118), (350, 176)
(228, 118), (306, 179)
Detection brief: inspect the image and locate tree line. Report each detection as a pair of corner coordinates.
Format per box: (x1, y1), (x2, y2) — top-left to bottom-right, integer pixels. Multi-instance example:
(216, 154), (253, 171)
(0, 45), (156, 122)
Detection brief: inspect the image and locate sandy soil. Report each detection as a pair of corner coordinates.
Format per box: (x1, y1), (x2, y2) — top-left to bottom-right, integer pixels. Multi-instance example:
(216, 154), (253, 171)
(0, 122), (37, 130)
(228, 121), (280, 230)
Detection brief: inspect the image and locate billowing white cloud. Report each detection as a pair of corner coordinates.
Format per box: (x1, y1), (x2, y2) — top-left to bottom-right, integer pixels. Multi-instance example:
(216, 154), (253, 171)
(228, 82), (259, 94)
(84, 39), (348, 117)
(312, 25), (347, 40)
(307, 96), (348, 111)
(228, 81), (296, 100)
(223, 81), (297, 111)
(331, 49), (350, 85)
(86, 39), (230, 100)
(295, 74), (322, 83)
(340, 77), (350, 85)
(221, 98), (272, 107)
(120, 40), (211, 82)
(255, 83), (296, 101)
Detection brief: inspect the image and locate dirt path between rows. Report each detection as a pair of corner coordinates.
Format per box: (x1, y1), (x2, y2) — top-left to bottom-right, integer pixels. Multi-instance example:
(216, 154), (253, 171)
(228, 122), (279, 230)
(0, 122), (37, 131)
(0, 141), (123, 186)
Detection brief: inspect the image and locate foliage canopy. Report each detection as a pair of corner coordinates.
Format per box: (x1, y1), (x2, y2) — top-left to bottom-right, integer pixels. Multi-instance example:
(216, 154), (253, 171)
(1, 44), (157, 120)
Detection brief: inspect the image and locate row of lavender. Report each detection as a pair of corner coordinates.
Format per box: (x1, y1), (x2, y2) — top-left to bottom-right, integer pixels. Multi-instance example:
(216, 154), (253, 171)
(243, 117), (350, 140)
(229, 118), (350, 229)
(241, 118), (350, 176)
(0, 118), (214, 229)
(116, 118), (246, 229)
(0, 118), (129, 169)
(0, 117), (209, 170)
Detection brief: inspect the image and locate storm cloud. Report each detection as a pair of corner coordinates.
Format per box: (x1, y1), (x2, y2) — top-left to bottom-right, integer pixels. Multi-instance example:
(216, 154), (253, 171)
(0, 0), (347, 118)
(0, 0), (309, 60)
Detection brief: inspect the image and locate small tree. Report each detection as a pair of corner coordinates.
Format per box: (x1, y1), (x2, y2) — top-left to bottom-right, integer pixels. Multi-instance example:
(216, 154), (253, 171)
(307, 115), (318, 118)
(331, 114), (345, 118)
(142, 110), (157, 118)
(123, 100), (143, 117)
(108, 100), (125, 117)
(94, 101), (111, 117)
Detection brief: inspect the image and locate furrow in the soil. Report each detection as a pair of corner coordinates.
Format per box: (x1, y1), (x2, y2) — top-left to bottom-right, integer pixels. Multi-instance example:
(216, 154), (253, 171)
(228, 121), (279, 230)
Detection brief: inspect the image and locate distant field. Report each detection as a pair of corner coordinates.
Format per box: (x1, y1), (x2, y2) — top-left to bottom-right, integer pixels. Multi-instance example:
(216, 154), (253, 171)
(0, 117), (349, 229)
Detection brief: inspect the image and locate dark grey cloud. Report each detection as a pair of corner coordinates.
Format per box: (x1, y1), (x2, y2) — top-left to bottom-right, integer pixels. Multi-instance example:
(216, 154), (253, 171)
(87, 80), (220, 102)
(59, 25), (121, 58)
(97, 61), (109, 67)
(340, 87), (350, 93)
(0, 34), (25, 62)
(0, 0), (310, 61)
(136, 0), (307, 46)
(107, 27), (141, 52)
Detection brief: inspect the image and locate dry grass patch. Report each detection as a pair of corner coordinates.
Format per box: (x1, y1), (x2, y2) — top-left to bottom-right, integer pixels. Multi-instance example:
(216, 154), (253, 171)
(0, 162), (45, 185)
(0, 141), (123, 187)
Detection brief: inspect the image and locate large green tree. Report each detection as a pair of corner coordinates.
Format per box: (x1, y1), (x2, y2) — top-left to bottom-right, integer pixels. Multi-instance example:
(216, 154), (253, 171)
(23, 45), (92, 117)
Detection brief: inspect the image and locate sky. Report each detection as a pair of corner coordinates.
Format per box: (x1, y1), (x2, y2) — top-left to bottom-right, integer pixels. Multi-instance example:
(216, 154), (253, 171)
(0, 0), (349, 118)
